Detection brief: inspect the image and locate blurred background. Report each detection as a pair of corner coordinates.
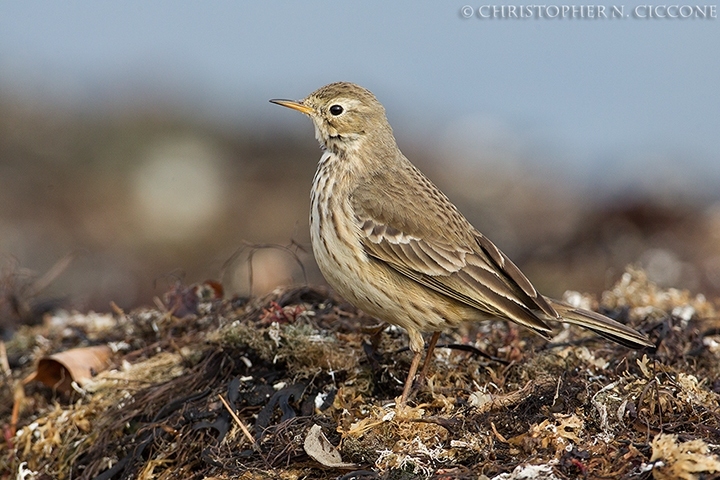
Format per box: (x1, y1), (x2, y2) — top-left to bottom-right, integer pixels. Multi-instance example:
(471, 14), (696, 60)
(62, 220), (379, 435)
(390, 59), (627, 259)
(1, 1), (719, 324)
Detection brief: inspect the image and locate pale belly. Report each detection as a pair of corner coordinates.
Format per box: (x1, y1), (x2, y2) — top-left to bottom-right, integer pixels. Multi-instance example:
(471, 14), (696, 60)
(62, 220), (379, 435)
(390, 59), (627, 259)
(308, 156), (469, 350)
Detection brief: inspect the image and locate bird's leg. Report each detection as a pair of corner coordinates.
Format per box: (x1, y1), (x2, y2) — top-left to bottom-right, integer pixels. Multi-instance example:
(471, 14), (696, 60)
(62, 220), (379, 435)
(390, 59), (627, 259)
(399, 351), (422, 406)
(399, 331), (441, 405)
(418, 331), (441, 384)
(399, 329), (432, 405)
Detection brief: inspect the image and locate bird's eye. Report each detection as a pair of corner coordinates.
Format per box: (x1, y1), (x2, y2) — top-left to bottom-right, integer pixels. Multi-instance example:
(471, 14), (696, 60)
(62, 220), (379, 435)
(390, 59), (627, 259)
(329, 104), (344, 116)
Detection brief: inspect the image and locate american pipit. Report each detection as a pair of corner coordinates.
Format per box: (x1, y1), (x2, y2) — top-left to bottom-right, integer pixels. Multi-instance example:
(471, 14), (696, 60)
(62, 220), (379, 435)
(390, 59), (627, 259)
(271, 82), (654, 405)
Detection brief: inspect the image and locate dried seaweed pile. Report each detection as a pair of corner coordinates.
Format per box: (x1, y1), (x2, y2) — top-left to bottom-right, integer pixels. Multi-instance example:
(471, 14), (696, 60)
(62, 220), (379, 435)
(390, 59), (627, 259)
(2, 267), (720, 479)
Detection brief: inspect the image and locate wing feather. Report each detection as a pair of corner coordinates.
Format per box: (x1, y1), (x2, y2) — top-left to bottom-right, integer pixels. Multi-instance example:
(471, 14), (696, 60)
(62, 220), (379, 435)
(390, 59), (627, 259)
(351, 169), (557, 332)
(346, 162), (652, 349)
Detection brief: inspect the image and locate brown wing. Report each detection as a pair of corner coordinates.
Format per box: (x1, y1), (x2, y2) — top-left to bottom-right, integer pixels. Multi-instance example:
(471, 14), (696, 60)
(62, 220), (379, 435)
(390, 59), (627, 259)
(351, 164), (559, 334)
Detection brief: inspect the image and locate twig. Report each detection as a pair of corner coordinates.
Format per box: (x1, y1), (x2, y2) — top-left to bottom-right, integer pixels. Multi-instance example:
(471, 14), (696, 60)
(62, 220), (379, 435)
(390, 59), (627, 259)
(0, 341), (10, 378)
(218, 394), (259, 451)
(222, 241), (308, 297)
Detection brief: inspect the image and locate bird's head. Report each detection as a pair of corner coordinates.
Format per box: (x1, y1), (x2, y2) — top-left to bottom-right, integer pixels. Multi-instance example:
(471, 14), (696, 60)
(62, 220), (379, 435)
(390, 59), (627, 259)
(271, 82), (394, 155)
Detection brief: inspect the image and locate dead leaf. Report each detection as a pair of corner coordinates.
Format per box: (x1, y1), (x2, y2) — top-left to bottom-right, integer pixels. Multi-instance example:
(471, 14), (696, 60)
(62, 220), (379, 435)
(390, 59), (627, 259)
(303, 424), (357, 469)
(25, 345), (113, 394)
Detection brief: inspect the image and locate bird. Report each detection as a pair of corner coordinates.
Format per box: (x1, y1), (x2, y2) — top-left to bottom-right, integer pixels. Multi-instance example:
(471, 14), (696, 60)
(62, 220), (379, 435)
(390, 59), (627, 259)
(270, 82), (654, 405)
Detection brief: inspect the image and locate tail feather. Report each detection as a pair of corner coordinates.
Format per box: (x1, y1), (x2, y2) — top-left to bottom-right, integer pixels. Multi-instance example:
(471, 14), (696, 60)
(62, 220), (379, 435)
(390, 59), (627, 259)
(544, 297), (654, 349)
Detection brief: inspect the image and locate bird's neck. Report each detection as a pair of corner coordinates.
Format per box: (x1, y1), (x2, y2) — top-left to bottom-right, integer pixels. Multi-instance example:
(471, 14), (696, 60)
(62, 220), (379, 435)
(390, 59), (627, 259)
(319, 128), (398, 172)
(323, 135), (361, 157)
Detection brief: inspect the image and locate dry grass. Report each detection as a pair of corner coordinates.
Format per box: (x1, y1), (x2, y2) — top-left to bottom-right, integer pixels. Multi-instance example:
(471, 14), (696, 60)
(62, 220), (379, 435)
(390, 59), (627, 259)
(2, 267), (720, 479)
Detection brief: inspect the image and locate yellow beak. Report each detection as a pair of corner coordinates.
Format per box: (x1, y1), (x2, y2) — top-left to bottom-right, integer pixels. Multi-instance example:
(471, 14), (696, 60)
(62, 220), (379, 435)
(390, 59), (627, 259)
(269, 99), (314, 115)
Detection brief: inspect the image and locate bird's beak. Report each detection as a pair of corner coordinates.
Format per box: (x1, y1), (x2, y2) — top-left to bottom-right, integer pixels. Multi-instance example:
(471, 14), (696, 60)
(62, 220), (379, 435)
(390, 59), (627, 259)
(269, 99), (314, 115)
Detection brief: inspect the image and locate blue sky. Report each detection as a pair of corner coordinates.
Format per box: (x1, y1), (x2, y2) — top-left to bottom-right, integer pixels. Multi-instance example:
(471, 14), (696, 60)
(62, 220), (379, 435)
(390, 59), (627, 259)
(1, 1), (719, 192)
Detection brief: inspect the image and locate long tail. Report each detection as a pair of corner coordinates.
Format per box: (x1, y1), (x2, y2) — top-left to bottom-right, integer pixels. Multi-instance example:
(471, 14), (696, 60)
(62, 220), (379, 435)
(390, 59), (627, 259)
(543, 297), (655, 349)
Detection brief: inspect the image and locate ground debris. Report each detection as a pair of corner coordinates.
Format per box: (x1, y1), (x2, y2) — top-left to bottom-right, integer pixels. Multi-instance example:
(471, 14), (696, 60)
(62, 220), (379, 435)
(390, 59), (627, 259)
(2, 268), (720, 479)
(648, 433), (720, 480)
